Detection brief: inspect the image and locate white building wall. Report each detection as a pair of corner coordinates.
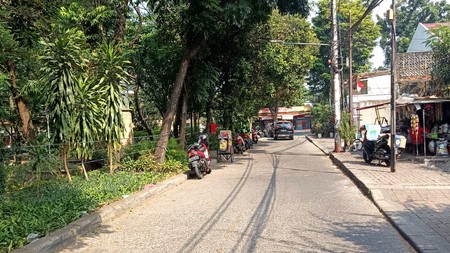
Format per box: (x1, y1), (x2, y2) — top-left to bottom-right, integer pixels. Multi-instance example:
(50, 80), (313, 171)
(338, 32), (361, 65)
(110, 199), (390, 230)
(367, 75), (391, 95)
(407, 23), (432, 53)
(353, 74), (391, 129)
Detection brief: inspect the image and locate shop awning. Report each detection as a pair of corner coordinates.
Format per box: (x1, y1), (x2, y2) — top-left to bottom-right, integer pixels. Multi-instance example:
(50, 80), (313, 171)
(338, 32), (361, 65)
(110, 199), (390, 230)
(397, 97), (450, 105)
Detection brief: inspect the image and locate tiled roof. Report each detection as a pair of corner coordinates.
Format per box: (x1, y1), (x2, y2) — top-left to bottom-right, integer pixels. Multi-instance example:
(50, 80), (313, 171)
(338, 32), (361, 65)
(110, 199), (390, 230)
(423, 22), (450, 30)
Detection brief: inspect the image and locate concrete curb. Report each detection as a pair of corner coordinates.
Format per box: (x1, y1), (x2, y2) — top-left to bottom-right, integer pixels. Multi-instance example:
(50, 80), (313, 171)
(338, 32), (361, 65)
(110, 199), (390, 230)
(13, 173), (189, 253)
(305, 136), (330, 155)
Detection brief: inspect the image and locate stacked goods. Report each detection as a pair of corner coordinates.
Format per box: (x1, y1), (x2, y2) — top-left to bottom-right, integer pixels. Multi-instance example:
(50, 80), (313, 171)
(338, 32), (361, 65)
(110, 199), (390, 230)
(411, 114), (419, 134)
(436, 140), (449, 156)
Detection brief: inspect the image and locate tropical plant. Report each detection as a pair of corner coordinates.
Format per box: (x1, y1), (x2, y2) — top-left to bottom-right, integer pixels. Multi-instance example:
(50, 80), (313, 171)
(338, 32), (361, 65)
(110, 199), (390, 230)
(338, 111), (357, 149)
(427, 26), (450, 95)
(93, 41), (131, 174)
(71, 77), (105, 180)
(40, 28), (89, 182)
(377, 0), (450, 66)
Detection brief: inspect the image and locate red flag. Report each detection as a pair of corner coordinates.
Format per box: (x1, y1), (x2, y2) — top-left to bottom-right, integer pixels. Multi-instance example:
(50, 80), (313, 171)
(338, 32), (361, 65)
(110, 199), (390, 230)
(357, 80), (364, 92)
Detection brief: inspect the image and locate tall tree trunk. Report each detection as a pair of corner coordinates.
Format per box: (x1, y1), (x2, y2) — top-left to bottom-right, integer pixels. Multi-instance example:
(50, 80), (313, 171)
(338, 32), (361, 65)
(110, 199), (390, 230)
(6, 61), (35, 142)
(193, 111), (198, 133)
(114, 0), (128, 46)
(81, 159), (89, 180)
(128, 0), (143, 48)
(154, 41), (203, 163)
(63, 144), (72, 182)
(179, 89), (188, 149)
(190, 111), (194, 137)
(269, 99), (280, 122)
(173, 95), (183, 138)
(109, 142), (114, 175)
(205, 90), (213, 134)
(134, 85), (153, 140)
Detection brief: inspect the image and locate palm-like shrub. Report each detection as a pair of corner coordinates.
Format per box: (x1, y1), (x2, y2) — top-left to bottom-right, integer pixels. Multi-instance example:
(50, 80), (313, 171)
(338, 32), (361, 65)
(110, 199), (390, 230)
(40, 28), (89, 182)
(338, 111), (356, 150)
(93, 42), (131, 174)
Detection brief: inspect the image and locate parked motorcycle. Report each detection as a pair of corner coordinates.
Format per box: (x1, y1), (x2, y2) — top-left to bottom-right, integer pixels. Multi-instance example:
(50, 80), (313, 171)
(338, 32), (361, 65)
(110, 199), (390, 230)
(242, 132), (253, 149)
(362, 133), (406, 166)
(251, 129), (259, 144)
(234, 134), (246, 154)
(187, 141), (211, 179)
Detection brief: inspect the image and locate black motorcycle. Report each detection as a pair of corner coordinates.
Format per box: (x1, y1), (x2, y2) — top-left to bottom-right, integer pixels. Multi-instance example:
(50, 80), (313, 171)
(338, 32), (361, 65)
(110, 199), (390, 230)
(362, 134), (406, 166)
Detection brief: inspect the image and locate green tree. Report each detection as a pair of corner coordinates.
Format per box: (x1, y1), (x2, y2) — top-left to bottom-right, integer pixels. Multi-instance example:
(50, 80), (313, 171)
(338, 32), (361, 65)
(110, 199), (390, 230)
(152, 0), (275, 163)
(72, 77), (105, 180)
(428, 26), (450, 95)
(94, 42), (131, 174)
(40, 28), (89, 182)
(0, 0), (56, 142)
(58, 1), (115, 45)
(377, 0), (450, 67)
(277, 0), (310, 16)
(309, 0), (379, 101)
(258, 9), (319, 120)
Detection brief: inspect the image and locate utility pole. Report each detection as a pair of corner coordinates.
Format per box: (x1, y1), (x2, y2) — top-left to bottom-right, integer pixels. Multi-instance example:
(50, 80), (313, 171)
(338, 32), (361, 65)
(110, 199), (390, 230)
(348, 12), (353, 122)
(332, 0), (341, 152)
(389, 1), (397, 172)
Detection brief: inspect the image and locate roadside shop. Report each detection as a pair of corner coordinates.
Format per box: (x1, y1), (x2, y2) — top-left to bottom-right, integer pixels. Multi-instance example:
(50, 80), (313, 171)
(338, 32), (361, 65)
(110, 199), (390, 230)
(396, 96), (450, 156)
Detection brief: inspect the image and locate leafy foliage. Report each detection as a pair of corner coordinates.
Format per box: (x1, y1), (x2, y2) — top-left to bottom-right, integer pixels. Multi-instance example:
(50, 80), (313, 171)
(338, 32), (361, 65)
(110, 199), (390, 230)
(309, 0), (379, 101)
(94, 42), (131, 147)
(428, 26), (450, 94)
(71, 77), (105, 160)
(257, 9), (319, 117)
(0, 168), (184, 252)
(376, 0), (450, 66)
(277, 0), (310, 16)
(338, 111), (357, 148)
(311, 103), (334, 136)
(40, 28), (88, 144)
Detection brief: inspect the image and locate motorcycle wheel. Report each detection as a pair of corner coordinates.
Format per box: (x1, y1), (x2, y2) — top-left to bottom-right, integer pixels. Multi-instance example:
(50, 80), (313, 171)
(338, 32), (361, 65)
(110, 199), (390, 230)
(194, 165), (203, 179)
(384, 148), (391, 167)
(206, 166), (212, 174)
(362, 148), (373, 163)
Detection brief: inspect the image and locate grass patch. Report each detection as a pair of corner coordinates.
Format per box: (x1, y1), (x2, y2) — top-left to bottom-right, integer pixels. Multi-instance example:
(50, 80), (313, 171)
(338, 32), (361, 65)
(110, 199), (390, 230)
(0, 160), (186, 253)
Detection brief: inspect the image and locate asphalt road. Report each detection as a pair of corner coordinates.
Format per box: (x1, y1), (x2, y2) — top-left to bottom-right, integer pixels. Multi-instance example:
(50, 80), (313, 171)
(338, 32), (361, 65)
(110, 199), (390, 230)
(58, 133), (415, 253)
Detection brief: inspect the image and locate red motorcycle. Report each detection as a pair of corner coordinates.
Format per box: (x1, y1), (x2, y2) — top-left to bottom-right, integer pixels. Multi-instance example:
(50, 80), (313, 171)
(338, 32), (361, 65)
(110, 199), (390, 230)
(242, 132), (253, 149)
(234, 134), (245, 154)
(187, 141), (211, 179)
(251, 129), (259, 144)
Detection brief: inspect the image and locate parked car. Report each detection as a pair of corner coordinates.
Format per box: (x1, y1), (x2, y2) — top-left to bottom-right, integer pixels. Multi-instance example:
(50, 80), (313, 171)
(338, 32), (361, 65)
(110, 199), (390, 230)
(273, 121), (294, 140)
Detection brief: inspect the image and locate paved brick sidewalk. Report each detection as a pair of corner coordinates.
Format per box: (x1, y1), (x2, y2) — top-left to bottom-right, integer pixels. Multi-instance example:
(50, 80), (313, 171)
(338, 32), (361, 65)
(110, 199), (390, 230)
(306, 136), (450, 253)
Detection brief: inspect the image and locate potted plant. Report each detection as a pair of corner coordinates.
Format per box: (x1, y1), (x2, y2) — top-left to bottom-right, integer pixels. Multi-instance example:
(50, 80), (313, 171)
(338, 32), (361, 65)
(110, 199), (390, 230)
(314, 122), (323, 138)
(338, 112), (356, 151)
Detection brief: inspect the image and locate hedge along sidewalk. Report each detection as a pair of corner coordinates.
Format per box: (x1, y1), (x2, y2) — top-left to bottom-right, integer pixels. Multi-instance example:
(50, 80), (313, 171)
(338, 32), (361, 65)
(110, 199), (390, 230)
(12, 173), (189, 253)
